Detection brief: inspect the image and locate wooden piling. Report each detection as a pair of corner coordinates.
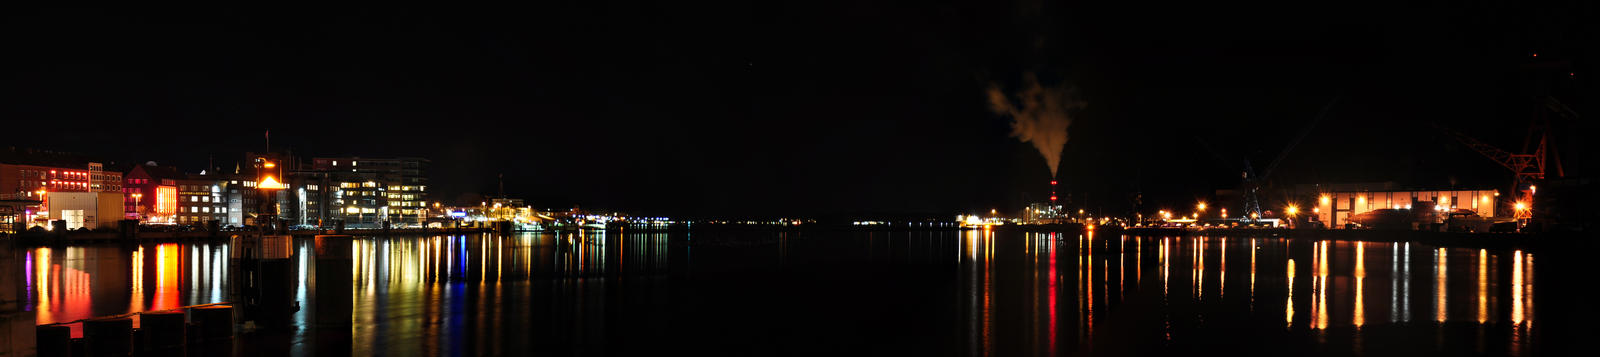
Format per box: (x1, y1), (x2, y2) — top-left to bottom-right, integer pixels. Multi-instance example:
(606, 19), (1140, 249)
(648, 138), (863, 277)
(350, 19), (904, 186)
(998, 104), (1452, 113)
(35, 325), (71, 357)
(82, 316), (133, 356)
(189, 305), (234, 343)
(140, 310), (187, 352)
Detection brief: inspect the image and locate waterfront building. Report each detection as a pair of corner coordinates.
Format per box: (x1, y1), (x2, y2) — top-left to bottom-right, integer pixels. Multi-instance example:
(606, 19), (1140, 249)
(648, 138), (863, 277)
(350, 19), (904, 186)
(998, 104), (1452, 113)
(123, 163), (185, 224)
(1, 162), (124, 227)
(1023, 202), (1064, 224)
(0, 162), (122, 197)
(211, 170), (260, 227)
(284, 168), (334, 227)
(45, 192), (124, 230)
(0, 148), (124, 229)
(1274, 182), (1501, 229)
(175, 175), (226, 225)
(307, 157), (430, 227)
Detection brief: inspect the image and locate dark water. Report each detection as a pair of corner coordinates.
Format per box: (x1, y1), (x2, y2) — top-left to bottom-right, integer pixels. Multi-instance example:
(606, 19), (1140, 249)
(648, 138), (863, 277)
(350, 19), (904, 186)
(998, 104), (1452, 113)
(2, 230), (1588, 356)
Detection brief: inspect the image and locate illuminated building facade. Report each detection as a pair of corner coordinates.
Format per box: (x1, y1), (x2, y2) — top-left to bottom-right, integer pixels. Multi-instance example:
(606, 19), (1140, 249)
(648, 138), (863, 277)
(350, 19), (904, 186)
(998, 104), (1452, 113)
(124, 164), (186, 224)
(1, 159), (123, 228)
(305, 157), (430, 227)
(175, 177), (226, 225)
(1024, 202), (1064, 224)
(284, 169), (332, 227)
(1274, 183), (1501, 229)
(1314, 189), (1499, 228)
(45, 192), (124, 230)
(1, 163), (123, 196)
(213, 172), (259, 227)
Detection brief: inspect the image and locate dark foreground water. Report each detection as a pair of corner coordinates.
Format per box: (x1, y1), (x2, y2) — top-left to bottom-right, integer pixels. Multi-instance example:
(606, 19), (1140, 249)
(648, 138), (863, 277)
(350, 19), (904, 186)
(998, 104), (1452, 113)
(2, 230), (1591, 356)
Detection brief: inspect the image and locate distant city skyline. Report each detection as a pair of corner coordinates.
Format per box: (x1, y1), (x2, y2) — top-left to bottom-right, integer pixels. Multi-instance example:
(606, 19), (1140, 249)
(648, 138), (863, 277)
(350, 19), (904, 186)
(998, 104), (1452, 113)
(3, 2), (1589, 217)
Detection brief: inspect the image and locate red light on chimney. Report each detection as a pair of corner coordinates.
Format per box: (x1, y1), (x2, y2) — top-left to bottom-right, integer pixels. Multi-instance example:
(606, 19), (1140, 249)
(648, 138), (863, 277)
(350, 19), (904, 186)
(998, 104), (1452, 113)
(1050, 196), (1057, 201)
(1050, 180), (1057, 185)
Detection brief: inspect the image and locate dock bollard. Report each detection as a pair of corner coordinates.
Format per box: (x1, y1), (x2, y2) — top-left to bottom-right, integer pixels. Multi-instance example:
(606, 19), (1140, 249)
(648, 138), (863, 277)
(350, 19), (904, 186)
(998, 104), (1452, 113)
(83, 316), (134, 356)
(314, 234), (354, 352)
(141, 310), (187, 352)
(189, 305), (235, 343)
(36, 325), (71, 356)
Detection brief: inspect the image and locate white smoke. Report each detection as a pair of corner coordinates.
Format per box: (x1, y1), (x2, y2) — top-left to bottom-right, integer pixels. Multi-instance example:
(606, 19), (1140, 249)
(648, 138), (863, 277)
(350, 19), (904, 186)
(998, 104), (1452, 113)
(986, 74), (1080, 176)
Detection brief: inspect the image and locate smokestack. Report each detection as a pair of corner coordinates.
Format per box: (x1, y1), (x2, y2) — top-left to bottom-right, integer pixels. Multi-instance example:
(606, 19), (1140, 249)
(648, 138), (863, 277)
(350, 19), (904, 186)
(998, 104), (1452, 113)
(1049, 179), (1058, 206)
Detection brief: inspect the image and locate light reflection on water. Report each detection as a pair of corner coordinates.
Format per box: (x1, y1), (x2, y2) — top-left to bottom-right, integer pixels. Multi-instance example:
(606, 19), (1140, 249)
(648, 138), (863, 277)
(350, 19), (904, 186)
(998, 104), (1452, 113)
(24, 243), (231, 337)
(5, 231), (1546, 355)
(958, 231), (1540, 356)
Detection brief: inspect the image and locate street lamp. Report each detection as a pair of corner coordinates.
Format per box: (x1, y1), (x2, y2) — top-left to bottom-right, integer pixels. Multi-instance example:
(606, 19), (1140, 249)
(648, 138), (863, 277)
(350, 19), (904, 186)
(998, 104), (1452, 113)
(131, 192), (143, 220)
(257, 159), (286, 232)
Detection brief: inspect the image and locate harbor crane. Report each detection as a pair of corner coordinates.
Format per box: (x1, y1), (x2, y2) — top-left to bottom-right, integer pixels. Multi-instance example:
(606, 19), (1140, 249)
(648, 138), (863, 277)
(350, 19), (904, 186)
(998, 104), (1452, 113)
(1199, 97), (1339, 222)
(1434, 96), (1571, 222)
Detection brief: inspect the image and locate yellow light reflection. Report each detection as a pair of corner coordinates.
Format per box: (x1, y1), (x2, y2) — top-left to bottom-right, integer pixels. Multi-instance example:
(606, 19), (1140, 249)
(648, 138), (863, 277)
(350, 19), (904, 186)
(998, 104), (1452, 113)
(33, 248), (51, 323)
(154, 244), (180, 311)
(983, 230), (993, 356)
(1525, 254), (1534, 329)
(1196, 238), (1203, 302)
(1436, 248), (1448, 323)
(1286, 258), (1295, 328)
(1162, 237), (1169, 297)
(1511, 250), (1523, 326)
(1354, 242), (1365, 328)
(1315, 241), (1328, 330)
(129, 246), (143, 313)
(1086, 230), (1094, 337)
(1477, 249), (1488, 324)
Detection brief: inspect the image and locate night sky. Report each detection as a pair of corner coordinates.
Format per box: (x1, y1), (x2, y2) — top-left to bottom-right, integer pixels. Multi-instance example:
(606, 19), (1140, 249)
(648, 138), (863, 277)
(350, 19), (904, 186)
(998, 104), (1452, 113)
(2, 2), (1591, 217)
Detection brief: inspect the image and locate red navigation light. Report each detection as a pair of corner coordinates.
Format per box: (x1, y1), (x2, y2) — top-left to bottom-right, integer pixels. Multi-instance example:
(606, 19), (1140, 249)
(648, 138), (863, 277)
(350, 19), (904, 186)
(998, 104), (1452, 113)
(1049, 180), (1057, 185)
(1050, 195), (1058, 201)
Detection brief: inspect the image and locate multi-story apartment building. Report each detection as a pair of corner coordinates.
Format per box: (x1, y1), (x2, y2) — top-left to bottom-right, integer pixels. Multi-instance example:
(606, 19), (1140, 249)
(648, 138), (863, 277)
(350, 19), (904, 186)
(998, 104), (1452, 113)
(175, 176), (227, 225)
(301, 157), (430, 227)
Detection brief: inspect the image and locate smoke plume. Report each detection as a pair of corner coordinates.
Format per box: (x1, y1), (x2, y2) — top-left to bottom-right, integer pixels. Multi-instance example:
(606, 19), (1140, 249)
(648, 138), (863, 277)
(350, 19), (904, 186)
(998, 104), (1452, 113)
(986, 74), (1080, 176)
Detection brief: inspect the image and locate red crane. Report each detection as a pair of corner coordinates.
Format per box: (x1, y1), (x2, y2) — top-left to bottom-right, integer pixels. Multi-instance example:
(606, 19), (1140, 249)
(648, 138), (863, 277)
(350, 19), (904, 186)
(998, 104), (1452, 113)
(1435, 96), (1570, 222)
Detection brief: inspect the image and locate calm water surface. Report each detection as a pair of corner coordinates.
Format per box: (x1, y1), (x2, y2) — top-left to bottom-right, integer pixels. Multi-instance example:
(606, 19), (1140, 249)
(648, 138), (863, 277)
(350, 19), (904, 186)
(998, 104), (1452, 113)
(4, 230), (1587, 356)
